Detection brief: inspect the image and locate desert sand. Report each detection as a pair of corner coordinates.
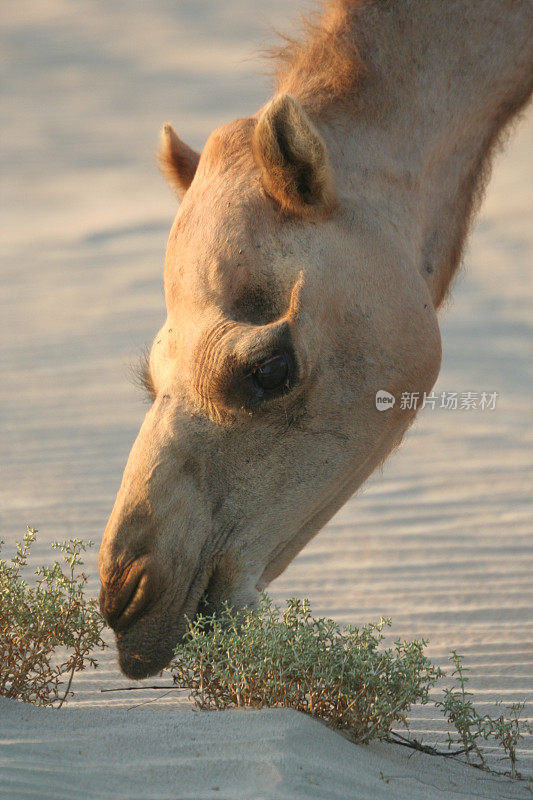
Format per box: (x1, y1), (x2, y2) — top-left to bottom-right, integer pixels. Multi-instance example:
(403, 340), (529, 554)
(0, 1), (531, 798)
(2, 698), (531, 800)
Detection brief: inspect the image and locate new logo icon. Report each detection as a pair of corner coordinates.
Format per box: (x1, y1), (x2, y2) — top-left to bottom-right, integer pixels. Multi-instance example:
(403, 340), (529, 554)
(375, 390), (396, 411)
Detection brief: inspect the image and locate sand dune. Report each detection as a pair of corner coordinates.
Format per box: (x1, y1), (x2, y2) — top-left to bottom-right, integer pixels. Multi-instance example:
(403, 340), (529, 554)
(1, 699), (530, 800)
(1, 1), (532, 797)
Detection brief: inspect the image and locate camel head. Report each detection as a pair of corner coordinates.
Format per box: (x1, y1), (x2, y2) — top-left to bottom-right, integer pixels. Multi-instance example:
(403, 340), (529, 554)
(99, 95), (441, 678)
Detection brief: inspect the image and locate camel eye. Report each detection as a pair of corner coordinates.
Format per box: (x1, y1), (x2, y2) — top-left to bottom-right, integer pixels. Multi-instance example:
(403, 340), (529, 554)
(251, 352), (290, 395)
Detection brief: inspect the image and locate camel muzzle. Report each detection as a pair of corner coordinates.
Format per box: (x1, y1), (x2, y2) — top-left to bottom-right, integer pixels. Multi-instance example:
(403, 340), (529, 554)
(99, 554), (158, 634)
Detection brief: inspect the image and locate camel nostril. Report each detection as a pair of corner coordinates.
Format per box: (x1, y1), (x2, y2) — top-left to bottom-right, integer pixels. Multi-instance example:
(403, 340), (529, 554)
(99, 556), (156, 632)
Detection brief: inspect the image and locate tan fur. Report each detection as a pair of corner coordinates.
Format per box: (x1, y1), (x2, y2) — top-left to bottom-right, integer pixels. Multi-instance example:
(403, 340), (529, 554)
(273, 0), (364, 114)
(99, 0), (533, 679)
(157, 123), (200, 198)
(253, 94), (336, 216)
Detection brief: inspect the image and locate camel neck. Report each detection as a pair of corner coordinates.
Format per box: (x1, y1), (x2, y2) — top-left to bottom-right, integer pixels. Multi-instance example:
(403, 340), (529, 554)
(278, 1), (533, 306)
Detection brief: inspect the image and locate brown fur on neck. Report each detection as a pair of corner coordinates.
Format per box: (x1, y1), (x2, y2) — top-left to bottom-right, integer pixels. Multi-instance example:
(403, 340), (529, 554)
(273, 0), (533, 308)
(273, 0), (364, 115)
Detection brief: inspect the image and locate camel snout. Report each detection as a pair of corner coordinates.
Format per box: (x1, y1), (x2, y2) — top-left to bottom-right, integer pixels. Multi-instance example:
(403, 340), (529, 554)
(99, 554), (159, 633)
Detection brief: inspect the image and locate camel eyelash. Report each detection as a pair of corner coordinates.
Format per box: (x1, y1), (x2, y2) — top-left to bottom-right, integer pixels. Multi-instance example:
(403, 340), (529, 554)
(132, 348), (156, 403)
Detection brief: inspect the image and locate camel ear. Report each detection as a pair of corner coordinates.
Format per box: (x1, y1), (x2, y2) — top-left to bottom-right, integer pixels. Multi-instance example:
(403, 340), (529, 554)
(158, 124), (200, 199)
(252, 94), (335, 215)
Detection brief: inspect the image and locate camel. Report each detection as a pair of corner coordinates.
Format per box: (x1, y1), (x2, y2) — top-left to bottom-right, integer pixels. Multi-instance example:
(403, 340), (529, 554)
(99, 0), (533, 678)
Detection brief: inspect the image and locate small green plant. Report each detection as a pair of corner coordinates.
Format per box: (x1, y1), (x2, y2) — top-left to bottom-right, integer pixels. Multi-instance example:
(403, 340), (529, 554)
(0, 527), (106, 707)
(171, 595), (442, 743)
(489, 701), (531, 779)
(436, 650), (487, 763)
(436, 651), (532, 778)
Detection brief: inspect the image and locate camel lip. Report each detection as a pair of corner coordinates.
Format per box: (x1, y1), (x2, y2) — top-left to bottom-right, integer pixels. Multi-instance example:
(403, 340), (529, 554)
(117, 643), (176, 679)
(114, 561), (215, 679)
(107, 572), (145, 632)
(99, 553), (157, 633)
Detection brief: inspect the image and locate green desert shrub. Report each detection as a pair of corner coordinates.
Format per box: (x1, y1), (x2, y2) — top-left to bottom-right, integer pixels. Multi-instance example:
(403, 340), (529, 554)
(171, 595), (442, 743)
(436, 651), (532, 778)
(0, 527), (106, 707)
(171, 597), (531, 774)
(1, 530), (529, 776)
